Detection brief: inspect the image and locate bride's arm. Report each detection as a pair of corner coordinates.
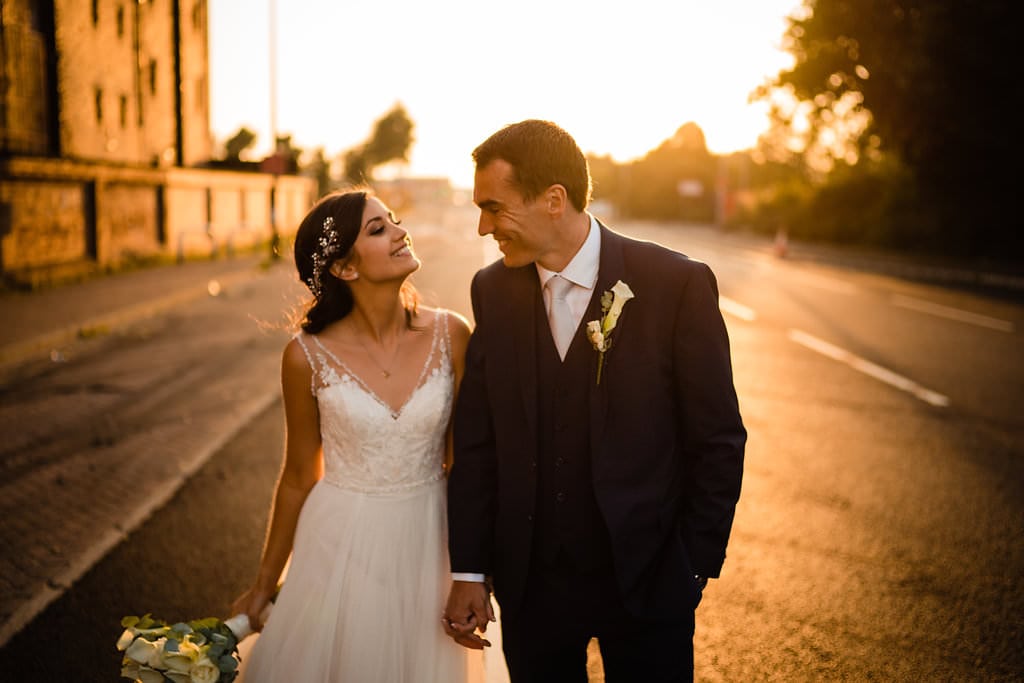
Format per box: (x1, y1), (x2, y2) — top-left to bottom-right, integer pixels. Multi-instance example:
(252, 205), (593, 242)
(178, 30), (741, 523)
(444, 311), (473, 473)
(231, 338), (323, 629)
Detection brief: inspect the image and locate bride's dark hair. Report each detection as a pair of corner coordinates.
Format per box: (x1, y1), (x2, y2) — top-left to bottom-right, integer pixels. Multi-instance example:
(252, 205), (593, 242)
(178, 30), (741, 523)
(295, 189), (419, 334)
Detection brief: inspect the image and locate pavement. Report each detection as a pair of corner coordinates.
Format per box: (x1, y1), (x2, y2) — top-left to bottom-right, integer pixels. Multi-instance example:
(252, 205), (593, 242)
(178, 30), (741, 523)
(0, 217), (1020, 661)
(2, 226), (1019, 372)
(0, 251), (292, 647)
(0, 254), (275, 377)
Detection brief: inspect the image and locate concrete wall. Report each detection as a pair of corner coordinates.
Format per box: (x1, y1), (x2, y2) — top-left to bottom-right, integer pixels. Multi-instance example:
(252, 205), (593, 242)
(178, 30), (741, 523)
(0, 178), (85, 272)
(1, 157), (314, 287)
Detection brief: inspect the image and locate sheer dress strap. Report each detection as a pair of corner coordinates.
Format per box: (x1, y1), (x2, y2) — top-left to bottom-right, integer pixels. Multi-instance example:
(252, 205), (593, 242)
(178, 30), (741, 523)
(293, 332), (318, 396)
(437, 310), (451, 366)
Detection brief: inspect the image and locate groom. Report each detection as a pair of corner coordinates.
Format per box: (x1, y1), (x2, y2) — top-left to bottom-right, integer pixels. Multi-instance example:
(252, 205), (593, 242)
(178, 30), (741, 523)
(443, 120), (746, 681)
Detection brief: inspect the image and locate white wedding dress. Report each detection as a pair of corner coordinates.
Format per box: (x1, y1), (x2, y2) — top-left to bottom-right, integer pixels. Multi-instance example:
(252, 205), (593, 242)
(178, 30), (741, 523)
(240, 310), (483, 682)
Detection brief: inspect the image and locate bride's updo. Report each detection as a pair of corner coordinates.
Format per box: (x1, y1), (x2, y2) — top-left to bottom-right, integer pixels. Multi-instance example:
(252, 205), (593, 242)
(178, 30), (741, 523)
(294, 189), (418, 334)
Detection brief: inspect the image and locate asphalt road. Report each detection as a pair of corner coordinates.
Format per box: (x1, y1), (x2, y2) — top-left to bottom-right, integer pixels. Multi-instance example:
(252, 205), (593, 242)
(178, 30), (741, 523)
(0, 204), (1021, 681)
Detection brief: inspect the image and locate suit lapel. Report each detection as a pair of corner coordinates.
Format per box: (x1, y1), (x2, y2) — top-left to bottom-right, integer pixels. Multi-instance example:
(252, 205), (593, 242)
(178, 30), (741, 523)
(509, 266), (540, 444)
(590, 224), (627, 450)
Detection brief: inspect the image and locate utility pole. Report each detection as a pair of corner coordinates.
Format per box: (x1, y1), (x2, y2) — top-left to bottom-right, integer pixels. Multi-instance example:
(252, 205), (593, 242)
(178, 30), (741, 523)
(267, 0), (280, 259)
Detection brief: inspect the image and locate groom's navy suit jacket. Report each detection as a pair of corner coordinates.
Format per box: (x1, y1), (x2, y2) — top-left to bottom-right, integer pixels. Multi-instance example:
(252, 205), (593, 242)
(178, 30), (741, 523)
(448, 223), (746, 619)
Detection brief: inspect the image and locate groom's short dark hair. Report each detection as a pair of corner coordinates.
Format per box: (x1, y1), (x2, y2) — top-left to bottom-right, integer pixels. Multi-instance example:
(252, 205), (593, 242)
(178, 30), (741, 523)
(473, 119), (591, 212)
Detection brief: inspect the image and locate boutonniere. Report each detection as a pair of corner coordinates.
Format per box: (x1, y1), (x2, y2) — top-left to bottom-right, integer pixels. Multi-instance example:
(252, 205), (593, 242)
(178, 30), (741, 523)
(586, 280), (634, 384)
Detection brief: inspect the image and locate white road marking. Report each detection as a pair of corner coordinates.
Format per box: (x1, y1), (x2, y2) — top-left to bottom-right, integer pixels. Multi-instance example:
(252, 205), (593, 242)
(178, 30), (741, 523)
(892, 294), (1015, 333)
(720, 296), (757, 321)
(788, 329), (950, 408)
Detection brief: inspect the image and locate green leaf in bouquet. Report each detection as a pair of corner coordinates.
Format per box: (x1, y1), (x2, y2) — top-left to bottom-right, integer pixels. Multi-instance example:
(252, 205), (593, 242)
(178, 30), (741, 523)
(169, 622), (193, 637)
(163, 637), (180, 653)
(218, 653), (240, 672)
(207, 642), (225, 660)
(137, 614), (158, 630)
(121, 615), (140, 629)
(210, 631), (229, 646)
(190, 617), (220, 631)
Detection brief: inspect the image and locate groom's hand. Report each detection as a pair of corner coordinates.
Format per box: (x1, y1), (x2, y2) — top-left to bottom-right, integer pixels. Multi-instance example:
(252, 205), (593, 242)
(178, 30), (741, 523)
(442, 580), (495, 649)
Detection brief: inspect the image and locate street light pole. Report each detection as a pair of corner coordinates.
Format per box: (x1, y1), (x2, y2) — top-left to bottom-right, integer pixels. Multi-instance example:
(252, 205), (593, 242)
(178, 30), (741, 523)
(267, 0), (280, 259)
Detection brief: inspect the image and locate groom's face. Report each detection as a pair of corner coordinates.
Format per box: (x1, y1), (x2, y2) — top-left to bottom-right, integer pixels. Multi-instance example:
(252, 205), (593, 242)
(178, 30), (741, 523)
(473, 159), (555, 268)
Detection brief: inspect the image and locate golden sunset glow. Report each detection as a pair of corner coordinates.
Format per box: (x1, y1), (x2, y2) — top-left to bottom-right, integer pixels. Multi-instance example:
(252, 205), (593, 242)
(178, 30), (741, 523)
(209, 0), (800, 187)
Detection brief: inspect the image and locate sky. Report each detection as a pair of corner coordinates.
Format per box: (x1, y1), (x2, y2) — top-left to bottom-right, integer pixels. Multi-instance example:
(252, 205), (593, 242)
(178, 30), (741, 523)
(208, 0), (801, 189)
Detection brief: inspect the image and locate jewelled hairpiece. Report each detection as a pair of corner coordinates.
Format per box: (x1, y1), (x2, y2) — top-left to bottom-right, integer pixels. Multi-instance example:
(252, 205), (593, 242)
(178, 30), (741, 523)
(306, 215), (342, 297)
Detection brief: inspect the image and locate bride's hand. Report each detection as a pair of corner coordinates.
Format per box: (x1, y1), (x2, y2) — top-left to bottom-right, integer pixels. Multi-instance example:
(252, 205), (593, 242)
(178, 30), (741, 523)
(230, 586), (275, 632)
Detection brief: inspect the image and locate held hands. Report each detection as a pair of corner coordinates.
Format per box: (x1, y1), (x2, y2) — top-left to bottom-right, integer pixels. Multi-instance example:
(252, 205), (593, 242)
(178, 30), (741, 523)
(442, 580), (496, 650)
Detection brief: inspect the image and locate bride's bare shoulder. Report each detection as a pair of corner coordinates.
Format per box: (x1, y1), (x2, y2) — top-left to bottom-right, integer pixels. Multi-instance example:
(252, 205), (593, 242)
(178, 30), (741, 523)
(416, 306), (470, 337)
(282, 334), (314, 374)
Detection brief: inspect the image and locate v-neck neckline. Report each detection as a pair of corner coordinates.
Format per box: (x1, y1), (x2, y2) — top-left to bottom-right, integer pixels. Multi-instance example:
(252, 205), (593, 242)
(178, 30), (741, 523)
(312, 311), (444, 419)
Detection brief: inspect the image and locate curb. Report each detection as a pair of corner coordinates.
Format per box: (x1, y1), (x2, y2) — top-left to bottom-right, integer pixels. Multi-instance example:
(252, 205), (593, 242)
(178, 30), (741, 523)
(0, 267), (262, 375)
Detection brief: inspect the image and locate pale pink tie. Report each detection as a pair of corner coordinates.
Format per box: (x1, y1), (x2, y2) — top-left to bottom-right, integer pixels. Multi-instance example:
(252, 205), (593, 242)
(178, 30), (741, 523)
(545, 275), (576, 360)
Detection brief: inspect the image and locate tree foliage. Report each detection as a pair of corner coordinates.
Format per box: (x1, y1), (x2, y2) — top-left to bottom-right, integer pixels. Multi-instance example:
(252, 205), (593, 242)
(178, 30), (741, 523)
(616, 123), (717, 222)
(223, 127), (257, 163)
(340, 104), (416, 185)
(303, 147), (332, 197)
(364, 104), (415, 166)
(756, 0), (1017, 258)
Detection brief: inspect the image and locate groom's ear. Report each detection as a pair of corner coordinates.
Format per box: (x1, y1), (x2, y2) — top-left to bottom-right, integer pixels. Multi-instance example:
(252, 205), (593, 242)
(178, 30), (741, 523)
(544, 184), (568, 217)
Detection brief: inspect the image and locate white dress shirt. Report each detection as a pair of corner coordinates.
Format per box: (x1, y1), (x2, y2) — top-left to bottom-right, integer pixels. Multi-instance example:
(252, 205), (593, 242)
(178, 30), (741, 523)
(536, 214), (602, 334)
(451, 216), (601, 584)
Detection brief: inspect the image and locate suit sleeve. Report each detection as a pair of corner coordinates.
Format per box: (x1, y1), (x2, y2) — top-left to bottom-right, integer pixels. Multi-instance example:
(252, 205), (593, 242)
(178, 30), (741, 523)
(447, 272), (498, 574)
(673, 261), (746, 578)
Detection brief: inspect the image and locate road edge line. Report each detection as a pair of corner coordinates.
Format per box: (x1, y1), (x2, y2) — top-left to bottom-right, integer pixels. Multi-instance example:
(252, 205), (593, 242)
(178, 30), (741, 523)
(787, 328), (950, 408)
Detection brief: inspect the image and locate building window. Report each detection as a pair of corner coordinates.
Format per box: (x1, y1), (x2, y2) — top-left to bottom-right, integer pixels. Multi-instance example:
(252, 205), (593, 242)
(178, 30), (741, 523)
(149, 59), (158, 95)
(92, 0), (100, 25)
(119, 95), (128, 129)
(116, 5), (124, 37)
(95, 87), (104, 124)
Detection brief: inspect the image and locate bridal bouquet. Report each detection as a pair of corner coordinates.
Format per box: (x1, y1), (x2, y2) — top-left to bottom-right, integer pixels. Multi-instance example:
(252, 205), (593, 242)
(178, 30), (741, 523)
(115, 612), (254, 683)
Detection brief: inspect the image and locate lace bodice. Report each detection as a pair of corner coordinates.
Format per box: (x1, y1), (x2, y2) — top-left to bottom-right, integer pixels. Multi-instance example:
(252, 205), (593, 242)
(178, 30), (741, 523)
(294, 311), (453, 494)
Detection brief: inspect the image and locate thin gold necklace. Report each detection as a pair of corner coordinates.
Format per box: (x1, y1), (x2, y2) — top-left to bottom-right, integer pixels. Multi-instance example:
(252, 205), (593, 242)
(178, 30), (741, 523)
(357, 329), (403, 379)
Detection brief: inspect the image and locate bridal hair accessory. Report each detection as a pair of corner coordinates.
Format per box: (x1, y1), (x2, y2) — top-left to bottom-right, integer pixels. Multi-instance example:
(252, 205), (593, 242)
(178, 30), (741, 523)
(586, 280), (634, 385)
(307, 215), (343, 297)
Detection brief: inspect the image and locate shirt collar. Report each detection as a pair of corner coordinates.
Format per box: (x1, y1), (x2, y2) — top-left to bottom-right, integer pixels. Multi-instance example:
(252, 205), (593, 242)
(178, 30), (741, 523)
(536, 214), (601, 290)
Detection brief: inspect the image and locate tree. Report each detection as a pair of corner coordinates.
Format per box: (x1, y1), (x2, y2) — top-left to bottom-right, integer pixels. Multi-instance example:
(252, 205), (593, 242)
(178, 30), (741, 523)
(342, 146), (371, 186)
(303, 147), (332, 198)
(364, 103), (415, 167)
(223, 127), (257, 163)
(339, 104), (416, 185)
(618, 123), (716, 222)
(755, 0), (1017, 258)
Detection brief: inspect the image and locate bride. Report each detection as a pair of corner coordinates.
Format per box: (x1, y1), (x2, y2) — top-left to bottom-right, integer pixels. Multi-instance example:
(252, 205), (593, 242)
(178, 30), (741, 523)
(231, 189), (480, 681)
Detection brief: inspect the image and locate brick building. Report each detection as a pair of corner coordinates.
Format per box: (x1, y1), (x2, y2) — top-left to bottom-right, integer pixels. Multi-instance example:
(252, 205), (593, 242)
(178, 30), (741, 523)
(0, 0), (313, 287)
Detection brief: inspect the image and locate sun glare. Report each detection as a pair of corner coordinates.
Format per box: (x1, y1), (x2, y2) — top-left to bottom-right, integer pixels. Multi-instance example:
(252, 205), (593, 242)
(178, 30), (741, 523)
(209, 0), (801, 187)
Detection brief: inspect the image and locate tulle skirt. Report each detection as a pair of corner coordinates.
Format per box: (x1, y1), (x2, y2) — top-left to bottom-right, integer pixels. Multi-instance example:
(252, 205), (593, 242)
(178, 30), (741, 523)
(240, 477), (476, 682)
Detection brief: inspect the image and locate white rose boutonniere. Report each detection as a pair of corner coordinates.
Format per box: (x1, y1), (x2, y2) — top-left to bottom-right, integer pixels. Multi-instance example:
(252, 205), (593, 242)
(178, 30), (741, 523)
(586, 280), (634, 384)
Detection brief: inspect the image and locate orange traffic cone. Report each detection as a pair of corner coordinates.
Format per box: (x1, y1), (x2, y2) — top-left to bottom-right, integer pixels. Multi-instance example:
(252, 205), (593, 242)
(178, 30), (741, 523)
(773, 227), (789, 258)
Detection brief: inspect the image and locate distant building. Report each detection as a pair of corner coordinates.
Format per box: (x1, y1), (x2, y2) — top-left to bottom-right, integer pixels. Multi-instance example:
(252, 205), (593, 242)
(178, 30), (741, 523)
(0, 0), (313, 287)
